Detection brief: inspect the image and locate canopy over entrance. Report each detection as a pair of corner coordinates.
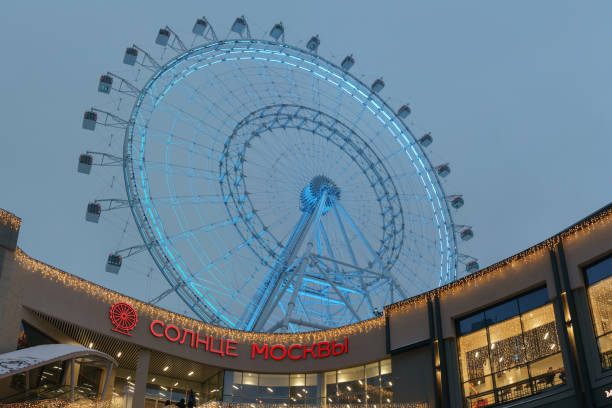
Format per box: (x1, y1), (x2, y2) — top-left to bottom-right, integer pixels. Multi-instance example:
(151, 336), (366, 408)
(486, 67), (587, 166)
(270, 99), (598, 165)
(0, 344), (116, 379)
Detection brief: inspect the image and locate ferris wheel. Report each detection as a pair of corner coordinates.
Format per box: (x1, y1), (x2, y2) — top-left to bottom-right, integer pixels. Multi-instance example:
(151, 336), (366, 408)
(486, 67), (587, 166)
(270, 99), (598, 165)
(79, 16), (477, 332)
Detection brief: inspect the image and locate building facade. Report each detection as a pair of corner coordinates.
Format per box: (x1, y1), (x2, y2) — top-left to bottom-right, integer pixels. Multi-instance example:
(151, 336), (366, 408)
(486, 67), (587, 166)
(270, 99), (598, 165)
(0, 204), (611, 408)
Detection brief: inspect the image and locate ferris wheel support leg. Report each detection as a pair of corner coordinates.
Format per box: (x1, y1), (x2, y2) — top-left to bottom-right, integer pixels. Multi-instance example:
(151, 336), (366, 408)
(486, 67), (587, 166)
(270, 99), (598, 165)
(280, 243), (312, 331)
(242, 211), (309, 329)
(331, 205), (376, 314)
(250, 192), (327, 331)
(336, 201), (408, 300)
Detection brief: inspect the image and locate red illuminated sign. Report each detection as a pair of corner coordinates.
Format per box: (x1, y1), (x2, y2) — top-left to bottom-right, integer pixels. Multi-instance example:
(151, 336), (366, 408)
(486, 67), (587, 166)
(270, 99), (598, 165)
(147, 319), (349, 361)
(109, 302), (138, 336)
(150, 320), (238, 358)
(250, 338), (348, 360)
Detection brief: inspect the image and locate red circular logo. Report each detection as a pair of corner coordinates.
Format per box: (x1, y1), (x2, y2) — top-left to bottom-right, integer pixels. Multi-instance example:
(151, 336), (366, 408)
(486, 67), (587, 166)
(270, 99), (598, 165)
(109, 302), (138, 336)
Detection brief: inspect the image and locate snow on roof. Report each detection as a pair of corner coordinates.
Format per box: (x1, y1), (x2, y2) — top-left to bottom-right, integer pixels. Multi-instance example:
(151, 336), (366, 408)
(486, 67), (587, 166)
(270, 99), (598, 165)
(0, 344), (117, 378)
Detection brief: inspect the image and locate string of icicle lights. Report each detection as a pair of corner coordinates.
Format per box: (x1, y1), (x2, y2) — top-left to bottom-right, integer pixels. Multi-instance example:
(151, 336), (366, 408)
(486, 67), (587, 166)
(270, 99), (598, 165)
(0, 208), (21, 231)
(387, 205), (612, 315)
(0, 399), (112, 408)
(198, 403), (428, 408)
(12, 205), (612, 341)
(14, 248), (384, 344)
(0, 401), (428, 408)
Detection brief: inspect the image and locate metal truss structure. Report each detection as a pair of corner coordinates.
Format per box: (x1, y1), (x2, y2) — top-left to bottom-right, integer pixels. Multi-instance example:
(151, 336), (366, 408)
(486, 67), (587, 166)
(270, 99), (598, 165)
(79, 16), (476, 332)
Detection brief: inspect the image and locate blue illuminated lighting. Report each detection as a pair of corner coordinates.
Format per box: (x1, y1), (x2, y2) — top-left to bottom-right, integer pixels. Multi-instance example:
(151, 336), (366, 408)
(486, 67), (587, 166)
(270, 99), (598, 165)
(123, 39), (457, 329)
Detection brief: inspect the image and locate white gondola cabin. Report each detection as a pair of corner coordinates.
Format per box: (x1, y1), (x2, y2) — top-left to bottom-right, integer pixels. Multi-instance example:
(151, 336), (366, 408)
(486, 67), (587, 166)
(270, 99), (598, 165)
(398, 105), (411, 119)
(156, 28), (170, 46)
(193, 18), (208, 36)
(306, 35), (320, 52)
(371, 78), (385, 93)
(419, 133), (433, 147)
(82, 111), (97, 131)
(341, 55), (355, 71)
(466, 260), (479, 273)
(460, 227), (474, 241)
(437, 163), (450, 178)
(450, 195), (464, 209)
(78, 154), (93, 174)
(231, 17), (247, 35)
(106, 254), (122, 274)
(270, 23), (284, 40)
(86, 202), (101, 223)
(98, 75), (113, 94)
(123, 47), (138, 65)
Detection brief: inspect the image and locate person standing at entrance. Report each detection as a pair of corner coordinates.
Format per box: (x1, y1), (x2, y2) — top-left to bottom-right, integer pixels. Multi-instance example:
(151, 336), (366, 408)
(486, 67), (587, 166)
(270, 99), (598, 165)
(187, 389), (196, 408)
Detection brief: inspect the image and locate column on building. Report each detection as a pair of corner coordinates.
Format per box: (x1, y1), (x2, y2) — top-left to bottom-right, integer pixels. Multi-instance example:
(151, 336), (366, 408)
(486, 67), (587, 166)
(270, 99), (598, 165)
(133, 348), (151, 408)
(0, 210), (23, 354)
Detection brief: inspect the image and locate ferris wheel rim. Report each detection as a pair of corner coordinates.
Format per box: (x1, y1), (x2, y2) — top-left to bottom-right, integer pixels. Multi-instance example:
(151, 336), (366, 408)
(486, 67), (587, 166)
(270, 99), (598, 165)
(120, 37), (458, 329)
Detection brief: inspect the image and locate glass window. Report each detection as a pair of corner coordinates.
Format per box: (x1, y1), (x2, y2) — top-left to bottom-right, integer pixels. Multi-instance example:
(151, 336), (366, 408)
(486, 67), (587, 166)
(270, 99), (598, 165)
(598, 333), (612, 371)
(522, 304), (559, 361)
(242, 372), (258, 386)
(366, 362), (382, 406)
(223, 360), (391, 407)
(463, 375), (494, 399)
(290, 374), (305, 387)
(289, 374), (315, 405)
(456, 290), (566, 407)
(259, 374), (288, 403)
(585, 255), (612, 285)
(380, 359), (392, 376)
(336, 366), (363, 403)
(529, 353), (565, 392)
(202, 371), (223, 402)
(306, 373), (317, 386)
(320, 360), (391, 407)
(380, 359), (393, 404)
(458, 287), (549, 336)
(488, 316), (526, 373)
(17, 321), (57, 350)
(458, 312), (487, 336)
(76, 363), (102, 398)
(485, 300), (519, 326)
(458, 329), (491, 382)
(585, 255), (612, 370)
(518, 287), (549, 314)
(324, 371), (337, 404)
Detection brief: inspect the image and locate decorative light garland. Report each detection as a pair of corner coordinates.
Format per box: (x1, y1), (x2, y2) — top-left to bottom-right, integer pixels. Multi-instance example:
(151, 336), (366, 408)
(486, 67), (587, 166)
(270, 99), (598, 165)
(0, 400), (428, 408)
(197, 403), (427, 408)
(14, 249), (384, 344)
(386, 206), (612, 315)
(12, 205), (612, 342)
(0, 208), (21, 231)
(0, 399), (110, 408)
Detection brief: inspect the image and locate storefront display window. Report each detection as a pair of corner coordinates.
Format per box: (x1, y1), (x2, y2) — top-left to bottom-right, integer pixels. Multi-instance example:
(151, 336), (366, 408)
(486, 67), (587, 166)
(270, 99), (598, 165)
(585, 255), (612, 370)
(457, 287), (566, 407)
(224, 359), (392, 406)
(226, 372), (317, 405)
(324, 359), (392, 406)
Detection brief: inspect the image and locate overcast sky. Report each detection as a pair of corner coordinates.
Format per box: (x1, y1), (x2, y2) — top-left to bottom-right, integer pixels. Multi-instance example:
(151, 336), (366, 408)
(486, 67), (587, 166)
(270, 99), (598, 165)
(1, 1), (610, 316)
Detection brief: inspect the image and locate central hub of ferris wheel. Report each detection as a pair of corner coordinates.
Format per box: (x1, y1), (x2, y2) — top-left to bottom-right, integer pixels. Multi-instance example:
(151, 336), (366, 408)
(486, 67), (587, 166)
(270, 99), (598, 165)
(300, 175), (340, 214)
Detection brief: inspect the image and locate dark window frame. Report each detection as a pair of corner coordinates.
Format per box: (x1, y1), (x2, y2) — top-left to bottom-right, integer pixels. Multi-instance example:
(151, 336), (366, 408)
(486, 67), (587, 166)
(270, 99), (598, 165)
(456, 286), (549, 336)
(455, 287), (567, 407)
(583, 254), (612, 371)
